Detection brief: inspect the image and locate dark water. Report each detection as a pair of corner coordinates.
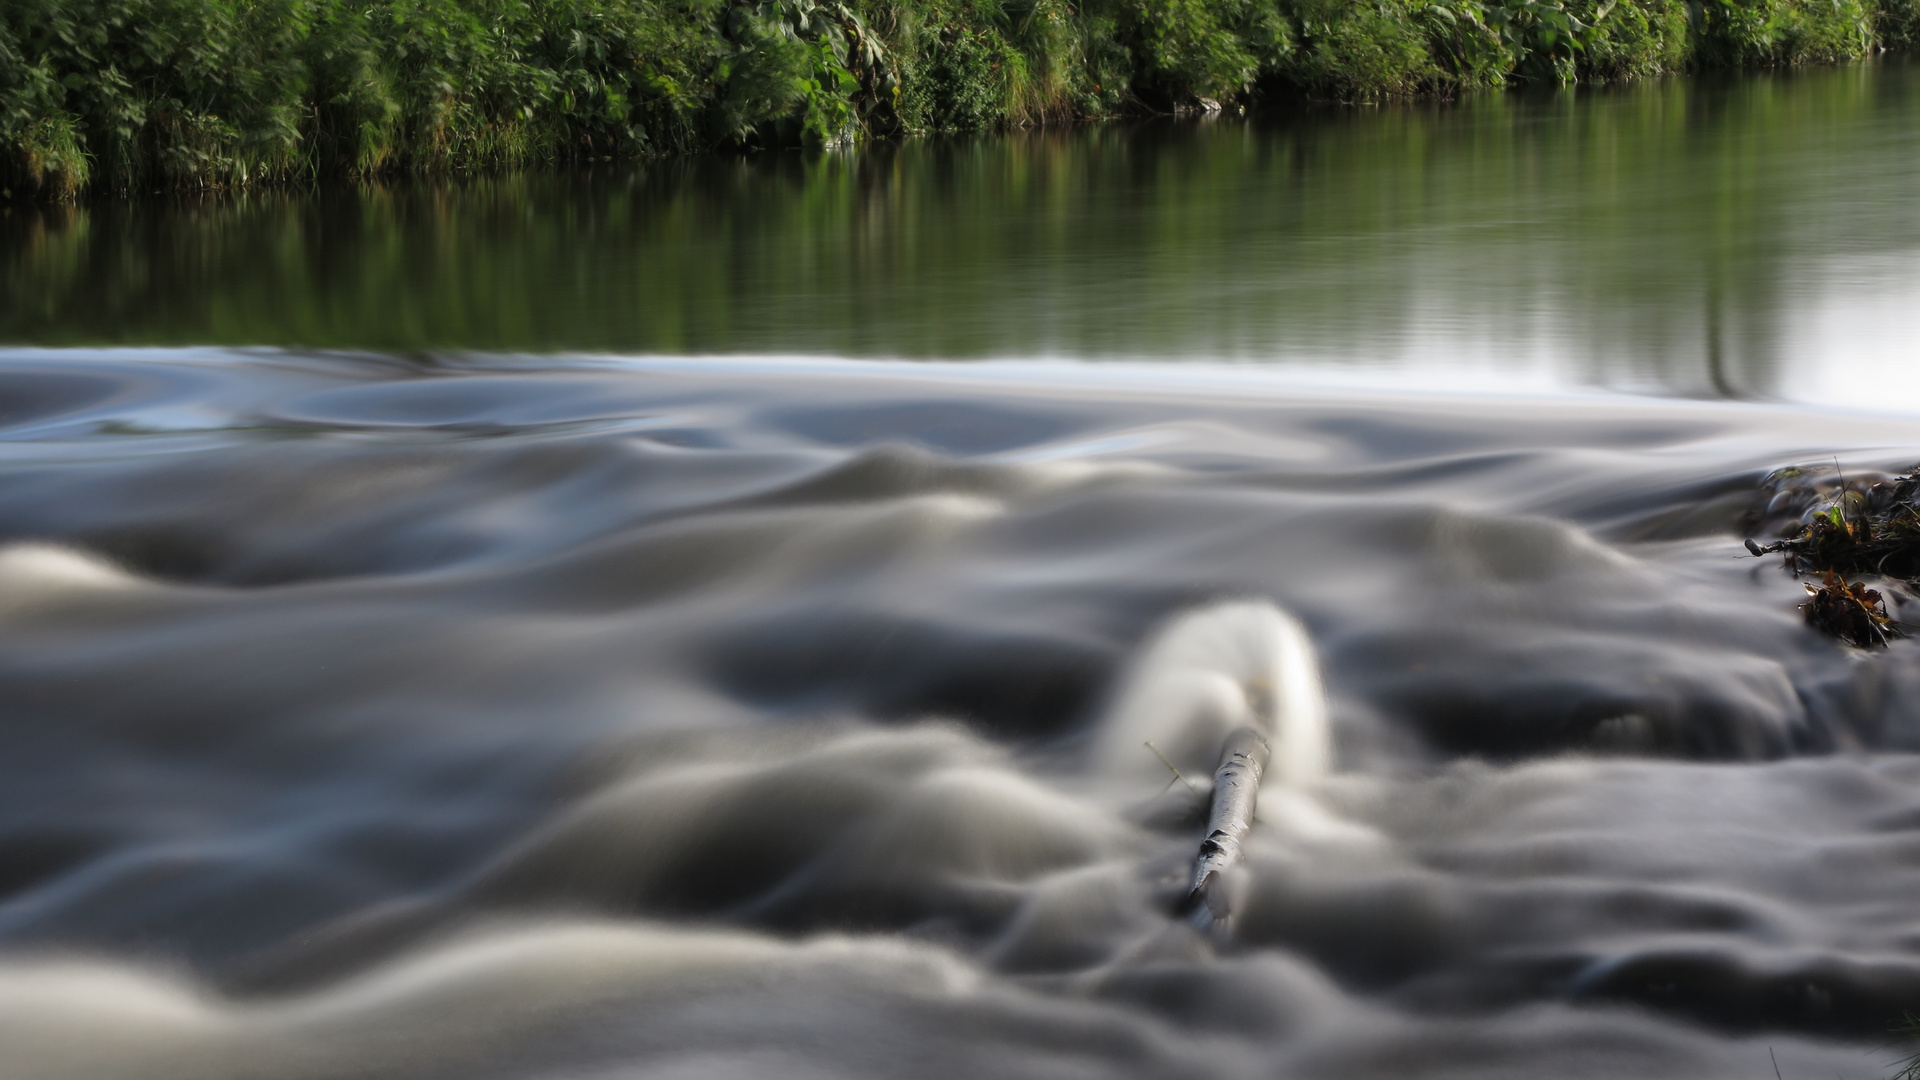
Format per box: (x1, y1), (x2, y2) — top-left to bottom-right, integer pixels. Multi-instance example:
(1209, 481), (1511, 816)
(6, 63), (1920, 1080)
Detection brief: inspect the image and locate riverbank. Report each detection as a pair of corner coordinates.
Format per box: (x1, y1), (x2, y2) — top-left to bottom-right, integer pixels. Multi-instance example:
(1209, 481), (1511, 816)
(1, 0), (1913, 198)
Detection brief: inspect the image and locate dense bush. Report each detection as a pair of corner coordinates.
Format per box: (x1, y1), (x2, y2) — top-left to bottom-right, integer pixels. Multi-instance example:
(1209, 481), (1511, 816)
(1712, 0), (1874, 66)
(0, 0), (1910, 197)
(1878, 0), (1920, 48)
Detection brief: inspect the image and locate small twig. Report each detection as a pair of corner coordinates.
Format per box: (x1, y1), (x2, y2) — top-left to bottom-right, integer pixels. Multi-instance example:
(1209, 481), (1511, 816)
(1177, 727), (1270, 933)
(1770, 1045), (1783, 1080)
(1836, 457), (1857, 534)
(1144, 741), (1198, 795)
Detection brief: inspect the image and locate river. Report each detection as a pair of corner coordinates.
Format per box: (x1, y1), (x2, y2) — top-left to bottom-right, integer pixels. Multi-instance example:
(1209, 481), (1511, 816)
(3, 61), (1920, 1080)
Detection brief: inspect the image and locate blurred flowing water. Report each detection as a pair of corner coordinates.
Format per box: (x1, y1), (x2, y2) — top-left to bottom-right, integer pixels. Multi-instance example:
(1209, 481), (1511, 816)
(3, 61), (1920, 1080)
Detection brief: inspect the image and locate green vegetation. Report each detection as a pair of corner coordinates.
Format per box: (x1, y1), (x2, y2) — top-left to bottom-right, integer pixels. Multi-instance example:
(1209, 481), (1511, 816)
(0, 0), (1902, 197)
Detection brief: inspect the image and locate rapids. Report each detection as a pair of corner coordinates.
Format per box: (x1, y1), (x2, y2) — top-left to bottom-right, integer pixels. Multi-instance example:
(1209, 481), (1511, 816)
(0, 348), (1916, 1078)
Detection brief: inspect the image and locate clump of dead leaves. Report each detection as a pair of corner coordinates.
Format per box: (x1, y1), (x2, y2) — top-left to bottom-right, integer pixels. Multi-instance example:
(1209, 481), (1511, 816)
(1798, 570), (1896, 648)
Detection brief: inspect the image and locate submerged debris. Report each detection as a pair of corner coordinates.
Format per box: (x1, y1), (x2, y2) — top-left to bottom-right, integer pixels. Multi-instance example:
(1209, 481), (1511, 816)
(1800, 571), (1896, 649)
(1176, 727), (1269, 937)
(1745, 463), (1920, 647)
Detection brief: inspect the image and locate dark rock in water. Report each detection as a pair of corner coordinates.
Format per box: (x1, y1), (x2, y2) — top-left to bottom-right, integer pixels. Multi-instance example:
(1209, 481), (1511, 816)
(1742, 463), (1920, 646)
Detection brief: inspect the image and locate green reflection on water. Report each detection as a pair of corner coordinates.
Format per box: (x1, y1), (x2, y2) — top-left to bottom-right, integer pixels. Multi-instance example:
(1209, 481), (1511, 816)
(4, 62), (1919, 400)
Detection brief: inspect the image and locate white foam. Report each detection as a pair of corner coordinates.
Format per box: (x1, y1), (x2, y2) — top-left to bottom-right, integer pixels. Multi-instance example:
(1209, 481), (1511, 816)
(1091, 600), (1331, 792)
(0, 543), (149, 619)
(0, 922), (983, 1080)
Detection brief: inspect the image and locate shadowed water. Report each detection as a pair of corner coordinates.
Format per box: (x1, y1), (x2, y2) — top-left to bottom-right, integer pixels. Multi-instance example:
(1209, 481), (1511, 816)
(0, 349), (1918, 1079)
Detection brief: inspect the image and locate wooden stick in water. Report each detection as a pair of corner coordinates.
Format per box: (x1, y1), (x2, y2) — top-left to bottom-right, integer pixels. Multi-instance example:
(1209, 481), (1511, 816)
(1178, 726), (1270, 932)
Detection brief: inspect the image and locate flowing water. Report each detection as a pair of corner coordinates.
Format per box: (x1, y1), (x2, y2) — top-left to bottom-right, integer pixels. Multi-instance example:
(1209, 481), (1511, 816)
(5, 61), (1920, 1080)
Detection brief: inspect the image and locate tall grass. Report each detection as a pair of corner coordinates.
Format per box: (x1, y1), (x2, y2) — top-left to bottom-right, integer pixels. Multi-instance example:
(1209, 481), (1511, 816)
(0, 0), (1907, 198)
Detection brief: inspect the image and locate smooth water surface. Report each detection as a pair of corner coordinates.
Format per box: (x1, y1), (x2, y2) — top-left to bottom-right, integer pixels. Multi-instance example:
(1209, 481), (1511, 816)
(6, 63), (1920, 405)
